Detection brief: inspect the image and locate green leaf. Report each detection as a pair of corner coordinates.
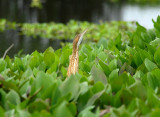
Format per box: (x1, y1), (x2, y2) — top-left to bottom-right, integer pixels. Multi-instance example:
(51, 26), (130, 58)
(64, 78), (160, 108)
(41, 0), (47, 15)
(109, 59), (117, 71)
(84, 89), (105, 109)
(91, 66), (107, 85)
(146, 44), (156, 56)
(29, 51), (42, 69)
(16, 109), (31, 117)
(147, 88), (160, 108)
(99, 60), (111, 76)
(119, 88), (134, 106)
(136, 22), (147, 33)
(97, 38), (108, 49)
(60, 48), (72, 66)
(19, 81), (30, 97)
(5, 110), (15, 117)
(151, 69), (160, 80)
(59, 75), (79, 100)
(134, 49), (152, 67)
(125, 46), (137, 55)
(68, 102), (77, 116)
(30, 71), (54, 97)
(112, 90), (122, 107)
(52, 100), (74, 117)
(60, 66), (67, 78)
(115, 33), (122, 49)
(97, 52), (107, 62)
(110, 105), (131, 117)
(78, 106), (98, 117)
(32, 110), (52, 117)
(79, 61), (92, 73)
(134, 52), (143, 67)
(43, 47), (55, 67)
(153, 16), (160, 38)
(150, 108), (160, 117)
(38, 62), (46, 71)
(0, 89), (6, 107)
(79, 82), (89, 95)
(0, 59), (6, 73)
(110, 72), (133, 93)
(0, 79), (20, 96)
(109, 69), (119, 81)
(154, 47), (160, 65)
(150, 38), (160, 47)
(0, 106), (5, 117)
(147, 72), (160, 89)
(6, 90), (20, 107)
(119, 63), (135, 76)
(41, 83), (57, 99)
(133, 70), (144, 79)
(133, 34), (144, 48)
(128, 98), (150, 115)
(139, 49), (152, 62)
(77, 90), (93, 111)
(137, 63), (148, 73)
(5, 56), (13, 69)
(157, 16), (160, 23)
(129, 81), (147, 100)
(46, 54), (59, 73)
(28, 99), (48, 113)
(144, 58), (158, 72)
(14, 57), (24, 71)
(91, 82), (105, 94)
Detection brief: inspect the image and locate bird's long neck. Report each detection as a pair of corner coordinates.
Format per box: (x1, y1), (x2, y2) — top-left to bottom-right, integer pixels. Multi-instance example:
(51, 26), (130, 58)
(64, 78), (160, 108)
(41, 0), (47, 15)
(72, 34), (80, 56)
(67, 30), (87, 77)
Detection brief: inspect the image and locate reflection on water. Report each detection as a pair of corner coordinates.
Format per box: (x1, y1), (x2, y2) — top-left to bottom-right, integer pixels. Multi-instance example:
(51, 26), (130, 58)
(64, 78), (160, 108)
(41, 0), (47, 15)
(0, 0), (160, 57)
(1, 0), (159, 27)
(121, 4), (160, 29)
(0, 30), (62, 57)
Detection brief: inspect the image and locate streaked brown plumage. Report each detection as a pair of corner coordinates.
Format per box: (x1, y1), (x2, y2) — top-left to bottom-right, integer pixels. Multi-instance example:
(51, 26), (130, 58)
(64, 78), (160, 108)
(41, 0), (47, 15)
(67, 30), (87, 77)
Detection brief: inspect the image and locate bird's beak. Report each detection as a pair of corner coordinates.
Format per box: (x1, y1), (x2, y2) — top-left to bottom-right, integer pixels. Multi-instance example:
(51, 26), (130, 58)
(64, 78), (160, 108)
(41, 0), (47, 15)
(77, 29), (87, 47)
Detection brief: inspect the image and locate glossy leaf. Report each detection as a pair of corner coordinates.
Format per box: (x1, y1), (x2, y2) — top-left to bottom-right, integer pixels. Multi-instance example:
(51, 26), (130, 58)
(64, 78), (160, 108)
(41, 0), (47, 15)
(129, 81), (147, 100)
(144, 58), (157, 72)
(52, 100), (74, 117)
(59, 75), (79, 100)
(6, 90), (20, 108)
(154, 47), (160, 65)
(0, 106), (5, 117)
(91, 66), (107, 85)
(147, 72), (160, 89)
(43, 47), (55, 67)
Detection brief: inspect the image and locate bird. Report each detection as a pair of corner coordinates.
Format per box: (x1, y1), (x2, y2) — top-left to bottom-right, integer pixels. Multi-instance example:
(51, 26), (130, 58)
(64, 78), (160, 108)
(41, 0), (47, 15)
(67, 29), (87, 77)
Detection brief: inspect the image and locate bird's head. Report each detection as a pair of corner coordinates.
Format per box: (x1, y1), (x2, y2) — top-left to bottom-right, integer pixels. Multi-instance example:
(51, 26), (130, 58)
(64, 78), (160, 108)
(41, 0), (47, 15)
(73, 29), (87, 51)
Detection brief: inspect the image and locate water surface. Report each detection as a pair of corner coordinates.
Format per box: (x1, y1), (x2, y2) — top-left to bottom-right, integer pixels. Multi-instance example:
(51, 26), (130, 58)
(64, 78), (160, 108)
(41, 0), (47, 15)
(0, 0), (160, 57)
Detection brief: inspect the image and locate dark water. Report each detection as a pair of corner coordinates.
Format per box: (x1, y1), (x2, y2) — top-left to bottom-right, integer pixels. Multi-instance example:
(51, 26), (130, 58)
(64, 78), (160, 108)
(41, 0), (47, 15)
(0, 30), (62, 57)
(0, 0), (160, 57)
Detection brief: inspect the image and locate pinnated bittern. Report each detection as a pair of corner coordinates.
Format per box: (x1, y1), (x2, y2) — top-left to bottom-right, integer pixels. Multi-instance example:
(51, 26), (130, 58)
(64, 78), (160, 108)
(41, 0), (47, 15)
(67, 30), (87, 77)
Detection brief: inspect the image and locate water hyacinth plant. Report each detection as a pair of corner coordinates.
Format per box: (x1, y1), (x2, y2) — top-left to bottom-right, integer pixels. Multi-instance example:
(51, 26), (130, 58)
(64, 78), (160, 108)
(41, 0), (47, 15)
(0, 16), (160, 116)
(0, 18), (135, 41)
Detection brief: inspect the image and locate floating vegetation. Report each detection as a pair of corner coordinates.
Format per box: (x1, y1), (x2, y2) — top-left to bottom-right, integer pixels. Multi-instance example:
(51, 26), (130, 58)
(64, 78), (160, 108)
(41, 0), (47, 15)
(109, 0), (160, 4)
(0, 16), (160, 116)
(31, 0), (42, 8)
(0, 19), (135, 41)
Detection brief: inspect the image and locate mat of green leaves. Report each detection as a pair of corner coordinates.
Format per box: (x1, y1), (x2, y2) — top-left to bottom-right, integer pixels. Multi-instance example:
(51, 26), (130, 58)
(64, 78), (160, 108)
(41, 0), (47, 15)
(0, 16), (160, 117)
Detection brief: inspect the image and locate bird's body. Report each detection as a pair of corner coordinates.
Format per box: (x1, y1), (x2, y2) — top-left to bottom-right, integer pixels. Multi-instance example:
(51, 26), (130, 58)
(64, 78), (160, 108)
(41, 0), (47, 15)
(67, 48), (79, 76)
(67, 30), (87, 77)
